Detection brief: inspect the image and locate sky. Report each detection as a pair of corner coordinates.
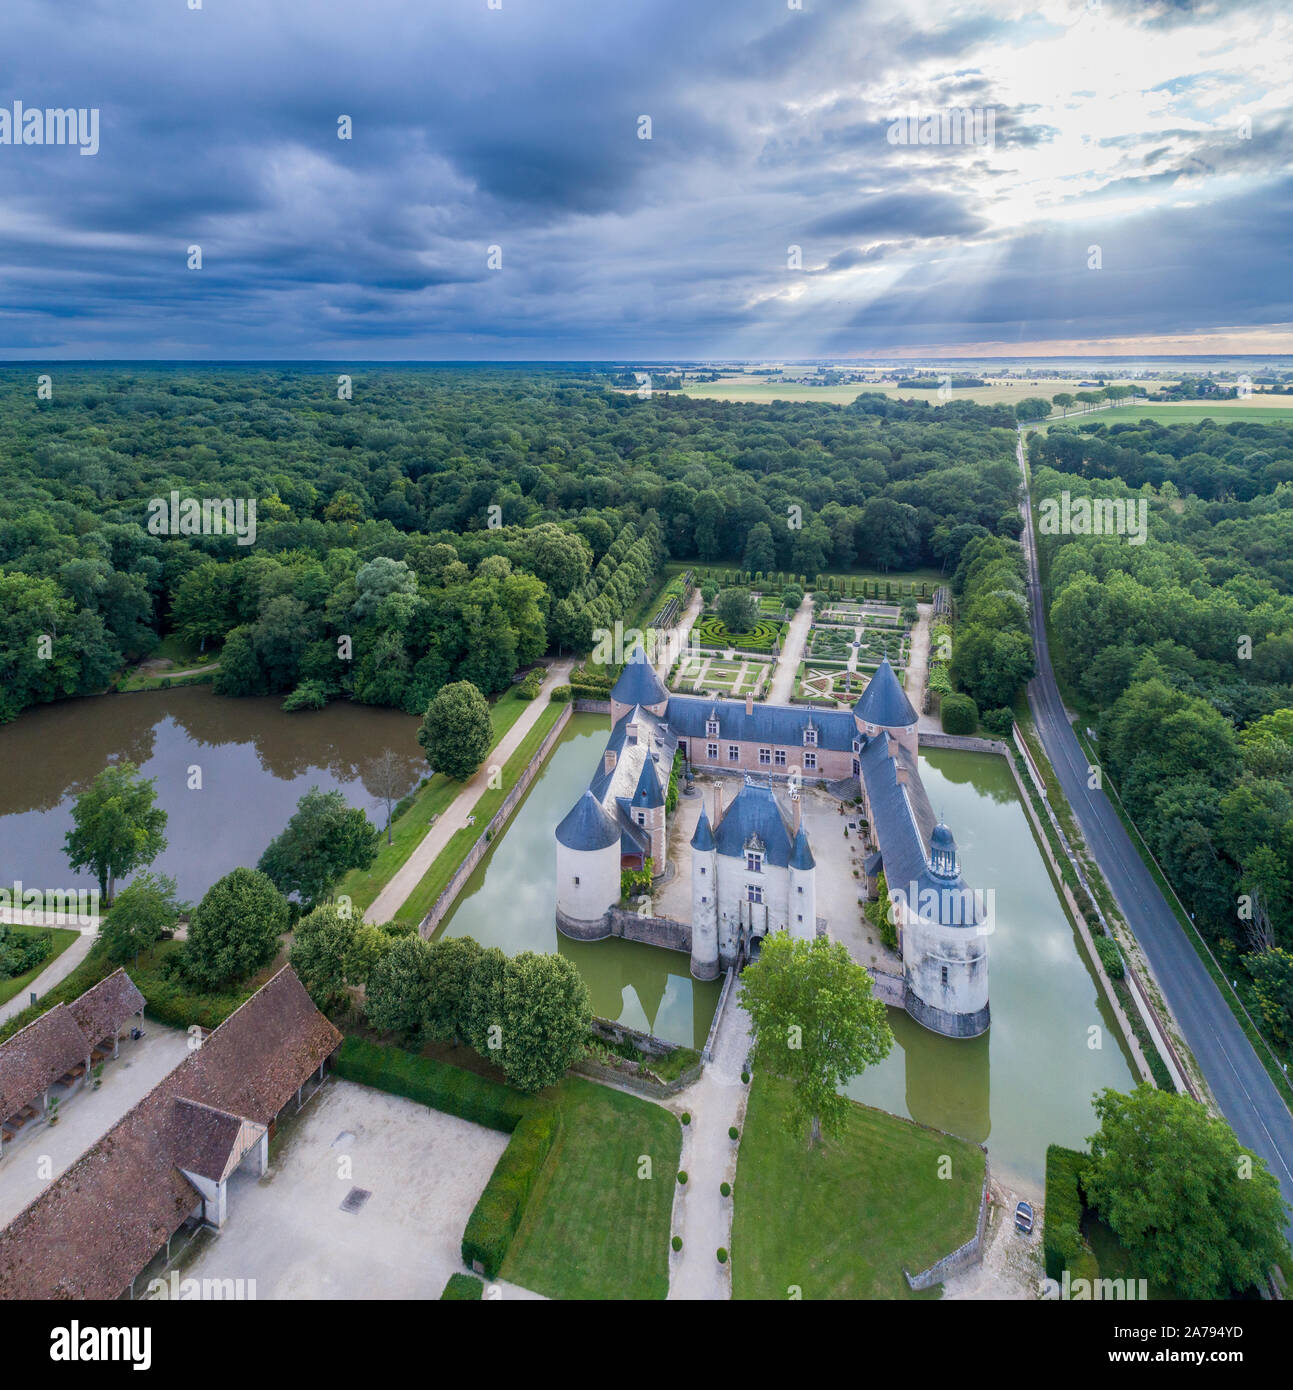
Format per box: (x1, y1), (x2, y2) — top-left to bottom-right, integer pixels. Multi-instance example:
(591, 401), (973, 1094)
(1, 0), (1291, 360)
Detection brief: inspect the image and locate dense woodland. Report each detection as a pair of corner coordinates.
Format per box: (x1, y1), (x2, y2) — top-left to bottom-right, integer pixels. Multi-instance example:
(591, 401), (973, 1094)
(1030, 416), (1293, 1037)
(0, 368), (1019, 722)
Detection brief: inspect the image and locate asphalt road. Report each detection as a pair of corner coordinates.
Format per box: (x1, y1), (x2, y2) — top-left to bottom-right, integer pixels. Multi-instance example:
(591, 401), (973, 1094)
(1015, 432), (1293, 1240)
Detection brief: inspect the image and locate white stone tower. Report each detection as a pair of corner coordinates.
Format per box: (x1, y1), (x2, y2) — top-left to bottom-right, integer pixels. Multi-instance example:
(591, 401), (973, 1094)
(689, 802), (719, 980)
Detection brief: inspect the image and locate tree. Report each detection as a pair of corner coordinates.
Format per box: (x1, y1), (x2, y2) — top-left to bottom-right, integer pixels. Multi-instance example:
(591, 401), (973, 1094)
(741, 934), (893, 1146)
(940, 691), (978, 734)
(424, 935), (483, 1043)
(1015, 396), (1052, 422)
(363, 748), (419, 845)
(1052, 392), (1076, 417)
(715, 587), (757, 635)
(1084, 1085), (1291, 1299)
(499, 952), (592, 1092)
(464, 945), (508, 1058)
(64, 762), (168, 904)
(100, 872), (181, 964)
(257, 787), (379, 906)
(742, 522), (776, 576)
(182, 867), (287, 988)
(417, 680), (493, 780)
(1249, 947), (1293, 1045)
(365, 932), (434, 1042)
(288, 903), (377, 1013)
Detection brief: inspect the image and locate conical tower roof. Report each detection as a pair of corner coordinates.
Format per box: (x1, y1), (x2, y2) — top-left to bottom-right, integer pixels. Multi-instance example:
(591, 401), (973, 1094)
(853, 658), (917, 728)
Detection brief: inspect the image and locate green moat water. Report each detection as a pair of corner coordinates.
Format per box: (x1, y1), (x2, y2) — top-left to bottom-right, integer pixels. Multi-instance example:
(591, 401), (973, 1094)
(845, 747), (1136, 1193)
(437, 712), (721, 1049)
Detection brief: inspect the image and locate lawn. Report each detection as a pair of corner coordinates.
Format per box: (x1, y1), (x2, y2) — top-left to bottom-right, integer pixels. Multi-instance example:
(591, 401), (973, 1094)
(0, 928), (80, 1007)
(336, 683), (541, 917)
(401, 700), (569, 927)
(731, 1076), (985, 1300)
(1037, 402), (1293, 431)
(500, 1078), (681, 1299)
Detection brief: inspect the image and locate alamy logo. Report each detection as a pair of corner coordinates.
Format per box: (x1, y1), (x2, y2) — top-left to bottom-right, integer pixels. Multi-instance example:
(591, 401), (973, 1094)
(147, 491), (257, 545)
(0, 101), (99, 155)
(1037, 490), (1147, 545)
(887, 105), (996, 149)
(50, 1322), (151, 1370)
(145, 1272), (257, 1300)
(887, 880), (996, 935)
(1040, 1270), (1148, 1300)
(0, 881), (99, 925)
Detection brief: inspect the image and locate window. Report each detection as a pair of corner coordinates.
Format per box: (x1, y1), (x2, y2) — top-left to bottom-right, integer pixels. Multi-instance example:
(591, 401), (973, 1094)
(804, 728), (817, 746)
(700, 867), (706, 875)
(852, 758), (860, 776)
(759, 747), (771, 766)
(637, 812), (646, 826)
(804, 752), (817, 770)
(706, 718), (719, 736)
(797, 914), (803, 923)
(941, 965), (949, 988)
(707, 742), (718, 759)
(701, 896), (708, 904)
(574, 876), (580, 885)
(746, 851), (763, 873)
(774, 749), (787, 767)
(797, 885), (803, 894)
(747, 884), (764, 904)
(728, 745), (740, 763)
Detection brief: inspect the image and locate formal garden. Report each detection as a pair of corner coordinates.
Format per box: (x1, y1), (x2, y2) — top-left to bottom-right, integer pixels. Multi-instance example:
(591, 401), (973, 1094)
(667, 655), (772, 698)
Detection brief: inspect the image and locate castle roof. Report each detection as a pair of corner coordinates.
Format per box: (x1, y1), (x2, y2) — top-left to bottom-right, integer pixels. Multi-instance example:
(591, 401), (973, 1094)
(690, 807), (715, 852)
(713, 780), (799, 868)
(852, 658), (918, 729)
(859, 733), (980, 928)
(631, 757), (664, 810)
(611, 647), (667, 708)
(789, 823), (815, 871)
(556, 790), (621, 852)
(667, 696), (856, 752)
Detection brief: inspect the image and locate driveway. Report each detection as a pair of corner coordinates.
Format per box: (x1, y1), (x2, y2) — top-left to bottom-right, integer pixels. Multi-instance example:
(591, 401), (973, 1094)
(171, 1079), (509, 1299)
(768, 595), (813, 704)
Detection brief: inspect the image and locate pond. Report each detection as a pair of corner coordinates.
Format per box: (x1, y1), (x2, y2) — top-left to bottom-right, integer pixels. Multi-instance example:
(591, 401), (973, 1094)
(845, 747), (1137, 1194)
(0, 686), (424, 903)
(437, 712), (721, 1049)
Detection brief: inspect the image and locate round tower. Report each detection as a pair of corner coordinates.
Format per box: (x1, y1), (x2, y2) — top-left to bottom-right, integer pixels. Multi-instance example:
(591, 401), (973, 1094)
(610, 646), (669, 726)
(788, 816), (816, 943)
(689, 805), (719, 980)
(554, 791), (621, 938)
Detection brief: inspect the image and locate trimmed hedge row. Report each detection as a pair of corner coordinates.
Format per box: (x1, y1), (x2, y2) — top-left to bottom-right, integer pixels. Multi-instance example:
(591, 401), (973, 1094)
(440, 1272), (484, 1300)
(461, 1104), (559, 1278)
(332, 1036), (529, 1134)
(1043, 1143), (1090, 1281)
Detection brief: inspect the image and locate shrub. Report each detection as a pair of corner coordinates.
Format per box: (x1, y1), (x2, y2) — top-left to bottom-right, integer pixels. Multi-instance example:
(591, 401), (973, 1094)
(550, 684), (572, 703)
(728, 1126), (739, 1140)
(671, 1235), (682, 1252)
(941, 692), (979, 735)
(677, 1171), (688, 1185)
(333, 1037), (528, 1133)
(441, 1272), (483, 1300)
(720, 1181), (731, 1197)
(981, 706), (1015, 739)
(716, 1248), (728, 1264)
(1094, 935), (1125, 980)
(740, 1070), (750, 1084)
(461, 1105), (559, 1278)
(681, 1112), (691, 1125)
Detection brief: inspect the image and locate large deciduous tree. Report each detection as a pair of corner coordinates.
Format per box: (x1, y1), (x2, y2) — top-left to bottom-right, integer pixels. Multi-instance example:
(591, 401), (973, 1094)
(182, 867), (288, 988)
(257, 787), (379, 907)
(741, 935), (893, 1146)
(64, 761), (168, 905)
(417, 680), (493, 780)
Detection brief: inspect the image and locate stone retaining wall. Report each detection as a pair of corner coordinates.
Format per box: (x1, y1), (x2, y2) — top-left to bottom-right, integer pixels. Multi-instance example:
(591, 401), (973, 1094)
(557, 904), (692, 954)
(918, 732), (1011, 756)
(904, 1156), (991, 1290)
(573, 698), (611, 714)
(418, 704), (573, 938)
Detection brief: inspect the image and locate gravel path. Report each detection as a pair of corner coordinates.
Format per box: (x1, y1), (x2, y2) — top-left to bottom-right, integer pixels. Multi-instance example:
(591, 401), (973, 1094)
(767, 595), (813, 704)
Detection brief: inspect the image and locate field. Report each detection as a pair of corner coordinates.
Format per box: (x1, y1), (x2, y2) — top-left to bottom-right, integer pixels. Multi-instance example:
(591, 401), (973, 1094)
(680, 376), (1167, 408)
(1037, 401), (1293, 431)
(731, 1077), (985, 1300)
(669, 655), (770, 697)
(500, 1079), (681, 1300)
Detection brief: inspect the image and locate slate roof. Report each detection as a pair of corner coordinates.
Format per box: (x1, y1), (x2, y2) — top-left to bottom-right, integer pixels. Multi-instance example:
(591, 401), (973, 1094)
(69, 968), (145, 1048)
(852, 658), (918, 728)
(691, 807), (715, 852)
(631, 758), (664, 810)
(666, 696), (857, 751)
(712, 780), (797, 868)
(611, 647), (668, 708)
(789, 823), (815, 871)
(556, 790), (621, 851)
(859, 733), (981, 928)
(0, 967), (341, 1301)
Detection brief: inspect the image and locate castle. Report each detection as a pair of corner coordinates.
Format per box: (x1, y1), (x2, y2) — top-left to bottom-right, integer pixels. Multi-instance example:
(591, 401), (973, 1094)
(554, 648), (989, 1038)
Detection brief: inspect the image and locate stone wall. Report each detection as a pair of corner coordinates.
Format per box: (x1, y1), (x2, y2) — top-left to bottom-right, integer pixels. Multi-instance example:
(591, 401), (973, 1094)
(904, 1156), (991, 1290)
(573, 698), (612, 714)
(868, 967), (905, 1008)
(556, 903), (693, 954)
(918, 731), (1010, 756)
(418, 704), (573, 938)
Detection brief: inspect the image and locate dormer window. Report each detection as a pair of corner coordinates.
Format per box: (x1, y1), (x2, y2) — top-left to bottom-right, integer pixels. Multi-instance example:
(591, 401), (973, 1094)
(804, 727), (817, 746)
(706, 718), (719, 737)
(746, 851), (763, 873)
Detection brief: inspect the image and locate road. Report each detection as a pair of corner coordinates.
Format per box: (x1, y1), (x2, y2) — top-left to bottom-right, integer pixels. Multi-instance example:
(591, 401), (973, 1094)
(1015, 431), (1293, 1238)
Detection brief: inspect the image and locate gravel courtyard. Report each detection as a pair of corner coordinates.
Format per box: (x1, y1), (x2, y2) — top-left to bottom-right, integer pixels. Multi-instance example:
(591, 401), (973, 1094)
(170, 1078), (509, 1300)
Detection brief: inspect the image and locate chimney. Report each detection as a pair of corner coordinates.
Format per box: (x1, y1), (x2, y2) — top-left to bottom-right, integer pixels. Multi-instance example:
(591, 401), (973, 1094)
(714, 782), (724, 824)
(792, 794), (801, 835)
(604, 749), (617, 775)
(745, 692), (754, 717)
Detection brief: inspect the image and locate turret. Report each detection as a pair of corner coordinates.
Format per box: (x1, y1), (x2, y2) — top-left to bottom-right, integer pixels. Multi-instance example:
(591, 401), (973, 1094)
(788, 817), (816, 943)
(554, 791), (621, 933)
(689, 805), (719, 980)
(630, 757), (667, 870)
(610, 645), (669, 725)
(852, 658), (919, 759)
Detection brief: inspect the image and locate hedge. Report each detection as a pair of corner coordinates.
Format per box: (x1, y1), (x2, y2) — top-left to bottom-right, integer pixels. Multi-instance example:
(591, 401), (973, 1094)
(332, 1036), (529, 1134)
(1094, 935), (1125, 980)
(461, 1104), (559, 1278)
(440, 1272), (484, 1300)
(1043, 1144), (1090, 1281)
(941, 692), (979, 735)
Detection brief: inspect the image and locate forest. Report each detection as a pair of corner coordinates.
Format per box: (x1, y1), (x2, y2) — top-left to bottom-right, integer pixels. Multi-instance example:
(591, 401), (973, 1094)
(1029, 415), (1293, 1041)
(0, 367), (1020, 722)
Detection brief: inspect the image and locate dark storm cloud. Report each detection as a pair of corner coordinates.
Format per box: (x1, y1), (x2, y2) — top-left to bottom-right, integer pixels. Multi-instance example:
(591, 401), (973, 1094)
(0, 0), (1286, 356)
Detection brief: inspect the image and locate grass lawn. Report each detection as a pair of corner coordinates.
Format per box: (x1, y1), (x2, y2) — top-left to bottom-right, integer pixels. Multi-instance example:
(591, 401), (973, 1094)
(732, 1076), (985, 1300)
(0, 928), (81, 1007)
(402, 700), (569, 927)
(500, 1078), (681, 1299)
(335, 684), (541, 917)
(1038, 402), (1293, 431)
